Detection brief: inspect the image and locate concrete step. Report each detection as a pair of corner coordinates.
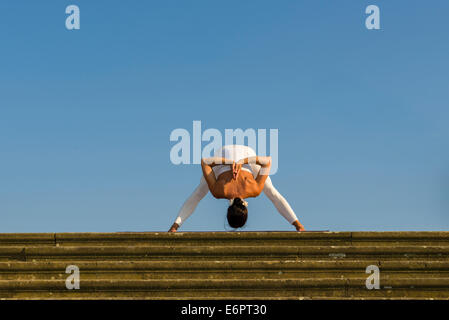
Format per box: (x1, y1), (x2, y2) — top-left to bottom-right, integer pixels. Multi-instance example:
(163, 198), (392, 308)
(0, 232), (448, 299)
(0, 260), (448, 280)
(1, 245), (448, 261)
(0, 278), (448, 299)
(2, 260), (448, 271)
(1, 232), (449, 247)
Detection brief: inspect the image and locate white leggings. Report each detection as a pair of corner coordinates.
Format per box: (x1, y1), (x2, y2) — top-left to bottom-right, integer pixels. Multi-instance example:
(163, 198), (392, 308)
(174, 145), (298, 227)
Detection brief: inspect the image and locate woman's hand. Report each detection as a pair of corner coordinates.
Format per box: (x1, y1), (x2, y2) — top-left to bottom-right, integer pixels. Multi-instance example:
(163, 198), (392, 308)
(292, 220), (305, 232)
(232, 162), (242, 180)
(168, 223), (179, 233)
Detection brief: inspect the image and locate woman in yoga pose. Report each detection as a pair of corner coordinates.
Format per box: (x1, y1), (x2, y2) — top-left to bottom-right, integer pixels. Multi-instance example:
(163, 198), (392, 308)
(168, 145), (305, 232)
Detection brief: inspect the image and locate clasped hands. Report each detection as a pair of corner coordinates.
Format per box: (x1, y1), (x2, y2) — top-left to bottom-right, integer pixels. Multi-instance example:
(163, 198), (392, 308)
(231, 161), (243, 180)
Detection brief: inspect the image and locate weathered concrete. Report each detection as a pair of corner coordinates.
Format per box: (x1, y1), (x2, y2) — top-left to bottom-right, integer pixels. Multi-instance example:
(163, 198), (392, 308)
(0, 232), (448, 299)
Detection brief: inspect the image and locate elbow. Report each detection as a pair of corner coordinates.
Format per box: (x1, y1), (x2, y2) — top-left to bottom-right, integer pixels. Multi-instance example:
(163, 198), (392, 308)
(201, 158), (209, 170)
(259, 156), (271, 168)
(266, 156), (272, 166)
(201, 158), (214, 168)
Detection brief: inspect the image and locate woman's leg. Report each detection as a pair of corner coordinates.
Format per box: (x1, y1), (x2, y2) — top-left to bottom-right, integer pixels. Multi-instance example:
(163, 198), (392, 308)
(245, 157), (298, 224)
(262, 176), (299, 224)
(174, 176), (209, 227)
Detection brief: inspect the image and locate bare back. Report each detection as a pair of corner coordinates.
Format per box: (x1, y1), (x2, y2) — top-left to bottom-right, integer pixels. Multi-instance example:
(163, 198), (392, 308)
(201, 145), (271, 200)
(211, 170), (263, 199)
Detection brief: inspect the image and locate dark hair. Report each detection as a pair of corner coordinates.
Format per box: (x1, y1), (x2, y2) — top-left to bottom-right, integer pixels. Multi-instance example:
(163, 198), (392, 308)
(227, 198), (248, 228)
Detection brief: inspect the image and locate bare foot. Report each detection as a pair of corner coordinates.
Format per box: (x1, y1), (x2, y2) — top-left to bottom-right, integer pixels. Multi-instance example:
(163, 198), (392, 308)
(168, 223), (179, 233)
(292, 220), (306, 232)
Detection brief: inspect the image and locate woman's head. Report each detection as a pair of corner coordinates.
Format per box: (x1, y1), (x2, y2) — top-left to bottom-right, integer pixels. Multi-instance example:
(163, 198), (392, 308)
(227, 197), (248, 228)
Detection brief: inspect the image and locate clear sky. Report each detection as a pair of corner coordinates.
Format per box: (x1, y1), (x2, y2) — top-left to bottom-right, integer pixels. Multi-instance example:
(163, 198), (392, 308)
(1, 1), (448, 232)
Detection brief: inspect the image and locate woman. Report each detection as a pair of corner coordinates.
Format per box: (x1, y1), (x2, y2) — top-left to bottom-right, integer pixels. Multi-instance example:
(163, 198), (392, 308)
(168, 145), (305, 232)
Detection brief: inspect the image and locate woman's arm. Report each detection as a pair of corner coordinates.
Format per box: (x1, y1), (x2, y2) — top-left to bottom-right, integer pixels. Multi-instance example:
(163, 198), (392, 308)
(202, 157), (234, 167)
(169, 176), (209, 232)
(237, 156), (271, 170)
(201, 157), (235, 193)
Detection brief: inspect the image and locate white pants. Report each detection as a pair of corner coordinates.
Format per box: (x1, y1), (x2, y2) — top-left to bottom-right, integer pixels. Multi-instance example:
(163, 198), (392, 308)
(174, 145), (298, 227)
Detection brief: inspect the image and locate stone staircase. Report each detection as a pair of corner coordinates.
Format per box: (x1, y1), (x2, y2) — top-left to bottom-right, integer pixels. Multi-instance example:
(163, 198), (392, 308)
(0, 232), (448, 299)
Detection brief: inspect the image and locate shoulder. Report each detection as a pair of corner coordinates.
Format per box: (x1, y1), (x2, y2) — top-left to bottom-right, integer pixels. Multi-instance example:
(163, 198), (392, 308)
(245, 186), (262, 198)
(242, 174), (262, 198)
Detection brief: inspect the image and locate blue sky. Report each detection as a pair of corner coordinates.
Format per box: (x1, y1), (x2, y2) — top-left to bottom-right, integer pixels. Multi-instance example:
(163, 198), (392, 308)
(0, 1), (448, 232)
